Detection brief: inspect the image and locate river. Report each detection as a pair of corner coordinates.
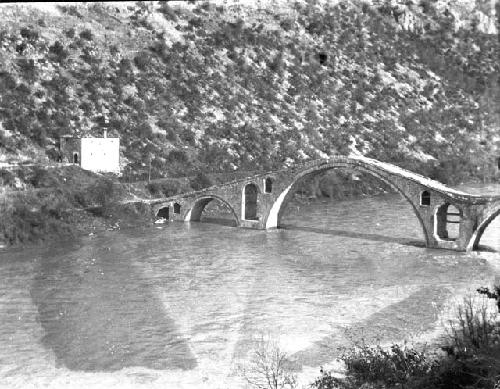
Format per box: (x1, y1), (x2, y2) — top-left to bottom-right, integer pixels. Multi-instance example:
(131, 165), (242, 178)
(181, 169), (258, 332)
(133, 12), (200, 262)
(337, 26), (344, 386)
(1, 184), (499, 389)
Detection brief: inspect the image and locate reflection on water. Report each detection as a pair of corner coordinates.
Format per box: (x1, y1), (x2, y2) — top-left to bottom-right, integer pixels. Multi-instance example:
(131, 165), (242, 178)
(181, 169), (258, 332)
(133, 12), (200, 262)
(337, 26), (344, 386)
(31, 243), (196, 372)
(283, 225), (426, 247)
(0, 186), (499, 388)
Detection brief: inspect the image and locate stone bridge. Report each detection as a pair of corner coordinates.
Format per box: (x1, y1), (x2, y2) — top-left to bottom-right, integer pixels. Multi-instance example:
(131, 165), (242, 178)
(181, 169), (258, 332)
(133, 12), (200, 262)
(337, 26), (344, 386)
(147, 155), (500, 251)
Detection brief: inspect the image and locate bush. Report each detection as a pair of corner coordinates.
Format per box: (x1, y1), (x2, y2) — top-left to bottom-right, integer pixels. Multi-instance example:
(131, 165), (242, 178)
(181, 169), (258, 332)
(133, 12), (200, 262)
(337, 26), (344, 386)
(158, 3), (178, 22)
(0, 191), (75, 246)
(311, 369), (345, 389)
(446, 295), (500, 355)
(79, 28), (93, 41)
(64, 28), (75, 38)
(189, 172), (213, 191)
(477, 286), (500, 313)
(72, 176), (116, 210)
(237, 337), (297, 389)
(0, 169), (16, 187)
(313, 287), (500, 389)
(340, 343), (436, 388)
(20, 26), (38, 41)
(49, 41), (69, 62)
(146, 180), (183, 197)
(133, 52), (151, 71)
(28, 167), (59, 188)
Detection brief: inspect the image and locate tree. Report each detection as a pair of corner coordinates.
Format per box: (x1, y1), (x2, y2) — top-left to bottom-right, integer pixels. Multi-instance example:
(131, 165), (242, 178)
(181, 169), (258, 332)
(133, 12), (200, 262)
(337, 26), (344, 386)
(238, 338), (297, 389)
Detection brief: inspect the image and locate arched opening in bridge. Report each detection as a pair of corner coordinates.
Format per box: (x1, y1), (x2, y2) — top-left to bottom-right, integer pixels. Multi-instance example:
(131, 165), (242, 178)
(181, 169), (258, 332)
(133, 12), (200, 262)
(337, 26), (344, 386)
(244, 183), (259, 220)
(497, 157), (500, 170)
(173, 203), (181, 214)
(73, 152), (79, 164)
(265, 177), (273, 193)
(469, 208), (500, 251)
(189, 197), (238, 227)
(274, 168), (425, 247)
(435, 203), (461, 241)
(157, 206), (169, 220)
(420, 191), (431, 206)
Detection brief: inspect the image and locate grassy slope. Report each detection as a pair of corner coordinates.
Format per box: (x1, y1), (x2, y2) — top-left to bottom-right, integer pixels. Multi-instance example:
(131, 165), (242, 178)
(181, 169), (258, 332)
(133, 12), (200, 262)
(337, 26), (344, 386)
(0, 1), (498, 184)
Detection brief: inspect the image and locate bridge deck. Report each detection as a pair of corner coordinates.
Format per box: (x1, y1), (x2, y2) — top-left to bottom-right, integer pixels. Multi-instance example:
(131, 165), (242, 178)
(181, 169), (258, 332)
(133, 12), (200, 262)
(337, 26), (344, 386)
(147, 156), (500, 205)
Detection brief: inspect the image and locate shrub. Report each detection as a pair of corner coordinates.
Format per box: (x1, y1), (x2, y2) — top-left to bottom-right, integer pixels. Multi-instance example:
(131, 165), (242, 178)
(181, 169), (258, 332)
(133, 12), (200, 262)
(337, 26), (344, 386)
(446, 295), (500, 355)
(0, 191), (75, 246)
(72, 176), (116, 210)
(61, 5), (83, 18)
(79, 28), (93, 41)
(158, 2), (178, 22)
(64, 28), (75, 38)
(314, 286), (500, 389)
(166, 149), (189, 164)
(20, 26), (38, 41)
(133, 52), (151, 71)
(0, 169), (16, 187)
(237, 337), (297, 389)
(477, 286), (500, 313)
(189, 172), (213, 191)
(28, 167), (64, 189)
(146, 180), (183, 197)
(311, 369), (345, 389)
(340, 343), (436, 388)
(90, 178), (115, 206)
(49, 41), (69, 62)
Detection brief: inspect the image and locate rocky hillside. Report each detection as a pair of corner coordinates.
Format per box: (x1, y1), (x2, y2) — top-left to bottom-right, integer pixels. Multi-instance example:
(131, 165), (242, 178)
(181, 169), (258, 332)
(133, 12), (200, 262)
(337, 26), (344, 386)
(0, 0), (499, 184)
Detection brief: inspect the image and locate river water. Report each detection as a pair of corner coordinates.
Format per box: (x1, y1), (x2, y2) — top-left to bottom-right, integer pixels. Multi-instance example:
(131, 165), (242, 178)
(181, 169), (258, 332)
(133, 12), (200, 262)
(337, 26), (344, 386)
(1, 184), (499, 389)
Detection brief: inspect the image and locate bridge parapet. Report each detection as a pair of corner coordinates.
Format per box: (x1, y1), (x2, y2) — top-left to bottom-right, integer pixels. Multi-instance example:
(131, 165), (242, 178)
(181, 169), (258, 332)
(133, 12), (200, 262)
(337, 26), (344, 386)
(148, 156), (500, 252)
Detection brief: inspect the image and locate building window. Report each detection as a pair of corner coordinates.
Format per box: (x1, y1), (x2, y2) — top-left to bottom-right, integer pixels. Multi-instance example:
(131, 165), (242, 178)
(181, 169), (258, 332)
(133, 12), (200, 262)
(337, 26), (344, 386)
(265, 177), (273, 193)
(420, 190), (431, 206)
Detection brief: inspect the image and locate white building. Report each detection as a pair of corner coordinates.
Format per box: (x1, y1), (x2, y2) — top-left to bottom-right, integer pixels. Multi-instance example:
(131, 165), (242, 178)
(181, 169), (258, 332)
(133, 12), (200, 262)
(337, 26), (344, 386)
(60, 134), (120, 174)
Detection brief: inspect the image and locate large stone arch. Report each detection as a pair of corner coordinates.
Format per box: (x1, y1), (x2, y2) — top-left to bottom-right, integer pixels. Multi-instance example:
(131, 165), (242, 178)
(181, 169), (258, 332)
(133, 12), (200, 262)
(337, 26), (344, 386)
(184, 195), (240, 225)
(467, 204), (500, 251)
(265, 161), (431, 246)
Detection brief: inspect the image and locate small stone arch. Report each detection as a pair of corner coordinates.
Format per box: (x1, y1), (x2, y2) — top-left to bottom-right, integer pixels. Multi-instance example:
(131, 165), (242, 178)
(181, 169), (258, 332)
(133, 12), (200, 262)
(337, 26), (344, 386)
(420, 190), (431, 206)
(73, 152), (79, 164)
(243, 183), (259, 220)
(156, 206), (169, 220)
(173, 202), (181, 214)
(265, 162), (430, 246)
(434, 203), (461, 241)
(264, 177), (273, 193)
(186, 195), (239, 225)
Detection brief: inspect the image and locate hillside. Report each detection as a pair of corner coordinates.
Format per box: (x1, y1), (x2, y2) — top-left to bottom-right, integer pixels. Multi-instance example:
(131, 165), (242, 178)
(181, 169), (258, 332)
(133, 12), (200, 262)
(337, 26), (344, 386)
(0, 0), (499, 184)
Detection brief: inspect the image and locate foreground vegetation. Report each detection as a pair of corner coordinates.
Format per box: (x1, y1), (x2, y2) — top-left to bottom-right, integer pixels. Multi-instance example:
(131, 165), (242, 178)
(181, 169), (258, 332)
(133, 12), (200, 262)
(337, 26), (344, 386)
(245, 286), (500, 389)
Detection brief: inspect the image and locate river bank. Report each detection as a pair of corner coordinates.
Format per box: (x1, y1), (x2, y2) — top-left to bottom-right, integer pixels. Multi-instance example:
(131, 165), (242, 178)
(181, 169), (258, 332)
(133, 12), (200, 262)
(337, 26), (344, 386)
(0, 165), (153, 250)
